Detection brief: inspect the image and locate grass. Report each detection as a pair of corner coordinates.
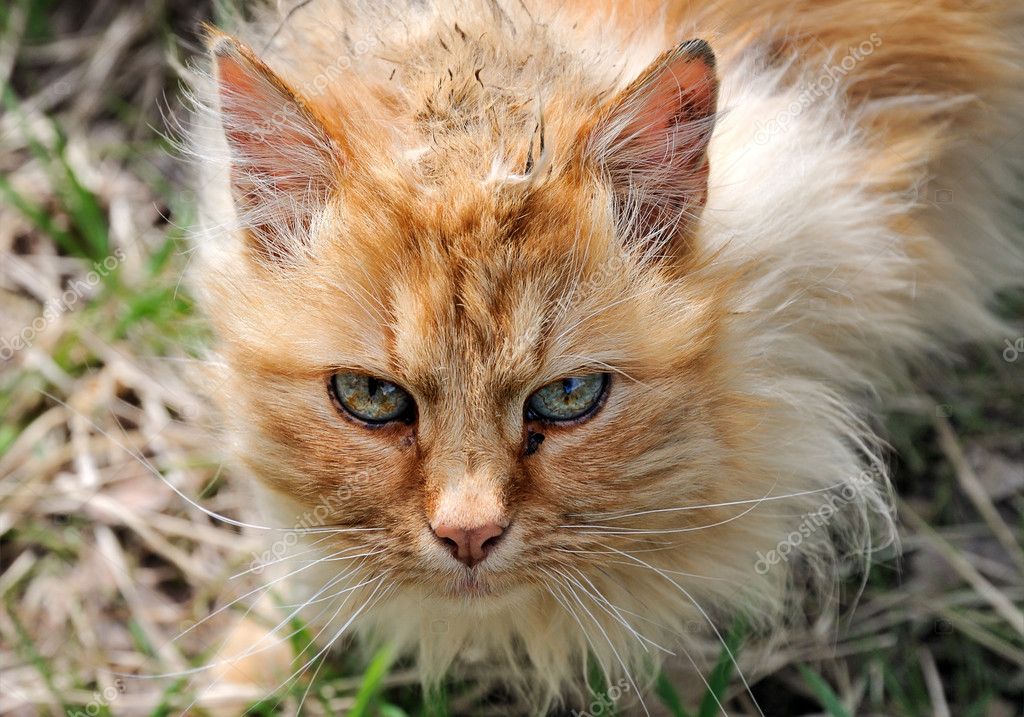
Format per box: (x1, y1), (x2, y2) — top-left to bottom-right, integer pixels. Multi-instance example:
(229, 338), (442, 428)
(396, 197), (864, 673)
(1, 0), (1022, 715)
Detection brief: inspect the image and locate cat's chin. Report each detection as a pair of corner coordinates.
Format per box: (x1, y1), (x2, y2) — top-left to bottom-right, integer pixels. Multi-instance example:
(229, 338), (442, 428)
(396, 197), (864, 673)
(436, 569), (504, 600)
(417, 570), (533, 610)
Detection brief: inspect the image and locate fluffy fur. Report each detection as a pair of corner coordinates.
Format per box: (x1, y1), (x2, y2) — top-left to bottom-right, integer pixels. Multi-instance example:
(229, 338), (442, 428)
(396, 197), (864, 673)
(187, 0), (1024, 710)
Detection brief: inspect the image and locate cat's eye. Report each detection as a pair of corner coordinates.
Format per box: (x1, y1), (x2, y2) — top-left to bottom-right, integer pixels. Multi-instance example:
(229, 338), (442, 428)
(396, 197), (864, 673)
(526, 374), (609, 423)
(330, 372), (414, 424)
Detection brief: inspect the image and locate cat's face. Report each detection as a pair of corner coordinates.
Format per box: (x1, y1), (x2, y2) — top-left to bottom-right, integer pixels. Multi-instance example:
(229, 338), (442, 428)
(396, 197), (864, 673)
(200, 34), (753, 607)
(213, 175), (736, 602)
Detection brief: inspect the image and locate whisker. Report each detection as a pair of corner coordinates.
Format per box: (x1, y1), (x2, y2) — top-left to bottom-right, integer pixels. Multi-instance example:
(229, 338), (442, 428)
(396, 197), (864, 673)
(228, 533), (340, 580)
(597, 544), (766, 717)
(262, 576), (393, 708)
(567, 478), (856, 523)
(540, 570), (612, 695)
(555, 544), (676, 555)
(283, 548), (386, 569)
(276, 572), (382, 608)
(606, 559), (743, 585)
(132, 544), (367, 672)
(126, 550), (371, 684)
(549, 569), (651, 717)
(41, 391), (384, 535)
(250, 560), (381, 659)
(319, 548), (385, 562)
(565, 495), (765, 536)
(564, 566), (674, 655)
(174, 567), (382, 716)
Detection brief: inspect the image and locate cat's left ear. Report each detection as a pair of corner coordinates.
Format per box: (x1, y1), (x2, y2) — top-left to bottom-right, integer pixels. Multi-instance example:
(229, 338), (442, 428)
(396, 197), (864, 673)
(208, 30), (344, 260)
(586, 40), (718, 245)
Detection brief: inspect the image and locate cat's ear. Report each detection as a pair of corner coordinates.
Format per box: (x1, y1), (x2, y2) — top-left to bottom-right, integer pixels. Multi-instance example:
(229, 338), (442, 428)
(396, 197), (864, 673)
(208, 30), (343, 260)
(587, 40), (718, 247)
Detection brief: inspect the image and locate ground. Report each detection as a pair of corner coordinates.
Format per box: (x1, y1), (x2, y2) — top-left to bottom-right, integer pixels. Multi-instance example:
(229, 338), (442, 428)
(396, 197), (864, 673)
(1, 1), (1022, 715)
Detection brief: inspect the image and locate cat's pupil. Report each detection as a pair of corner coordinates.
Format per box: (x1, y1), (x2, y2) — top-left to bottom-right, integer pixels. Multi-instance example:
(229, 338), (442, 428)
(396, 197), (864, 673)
(366, 377), (379, 398)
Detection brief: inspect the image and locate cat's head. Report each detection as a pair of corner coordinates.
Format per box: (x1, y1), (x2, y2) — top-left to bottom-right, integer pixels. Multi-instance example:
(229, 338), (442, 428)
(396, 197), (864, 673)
(193, 22), (833, 695)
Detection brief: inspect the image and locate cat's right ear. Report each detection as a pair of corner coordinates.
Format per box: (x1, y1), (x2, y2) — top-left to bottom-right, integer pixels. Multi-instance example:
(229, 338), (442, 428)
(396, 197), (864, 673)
(583, 40), (718, 252)
(208, 29), (343, 260)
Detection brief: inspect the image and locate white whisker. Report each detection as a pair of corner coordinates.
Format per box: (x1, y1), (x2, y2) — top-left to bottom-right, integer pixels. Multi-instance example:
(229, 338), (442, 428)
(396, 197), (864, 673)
(565, 566), (674, 655)
(566, 497), (763, 536)
(228, 533), (339, 580)
(567, 478), (860, 524)
(263, 576), (393, 704)
(42, 391), (384, 536)
(550, 569), (651, 717)
(598, 544), (766, 717)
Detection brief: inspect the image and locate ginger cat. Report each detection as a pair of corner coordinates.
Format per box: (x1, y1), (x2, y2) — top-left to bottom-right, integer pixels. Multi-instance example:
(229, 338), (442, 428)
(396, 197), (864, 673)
(187, 0), (1023, 711)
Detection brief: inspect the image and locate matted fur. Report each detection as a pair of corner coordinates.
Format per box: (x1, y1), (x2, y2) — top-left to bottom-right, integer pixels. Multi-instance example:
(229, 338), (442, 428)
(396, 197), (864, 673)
(185, 0), (1024, 710)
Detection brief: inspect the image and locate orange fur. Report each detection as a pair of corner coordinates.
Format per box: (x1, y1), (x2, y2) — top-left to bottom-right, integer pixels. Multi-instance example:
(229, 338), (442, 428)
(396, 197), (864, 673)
(187, 0), (1023, 710)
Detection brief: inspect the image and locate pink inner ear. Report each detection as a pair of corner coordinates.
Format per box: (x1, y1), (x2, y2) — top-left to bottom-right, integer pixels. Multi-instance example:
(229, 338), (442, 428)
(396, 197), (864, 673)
(217, 53), (261, 103)
(591, 41), (719, 242)
(624, 56), (716, 156)
(212, 39), (340, 257)
(216, 51), (326, 187)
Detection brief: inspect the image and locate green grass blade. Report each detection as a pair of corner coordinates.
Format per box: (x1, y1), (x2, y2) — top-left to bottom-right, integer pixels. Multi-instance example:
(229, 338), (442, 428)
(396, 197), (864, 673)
(797, 664), (853, 717)
(147, 676), (189, 717)
(0, 423), (18, 456)
(0, 173), (77, 254)
(697, 617), (748, 717)
(379, 705), (411, 717)
(348, 645), (396, 717)
(285, 614), (315, 662)
(655, 670), (693, 717)
(50, 128), (109, 260)
(585, 651), (617, 716)
(5, 598), (75, 715)
(420, 684), (450, 717)
(114, 286), (182, 336)
(1, 85), (109, 262)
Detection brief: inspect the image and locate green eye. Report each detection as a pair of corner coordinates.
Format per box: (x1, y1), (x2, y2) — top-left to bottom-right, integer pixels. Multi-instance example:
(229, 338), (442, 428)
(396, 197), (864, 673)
(330, 372), (414, 424)
(526, 374), (608, 422)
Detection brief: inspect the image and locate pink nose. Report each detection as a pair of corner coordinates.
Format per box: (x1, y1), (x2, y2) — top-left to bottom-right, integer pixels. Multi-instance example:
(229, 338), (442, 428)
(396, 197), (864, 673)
(433, 522), (506, 567)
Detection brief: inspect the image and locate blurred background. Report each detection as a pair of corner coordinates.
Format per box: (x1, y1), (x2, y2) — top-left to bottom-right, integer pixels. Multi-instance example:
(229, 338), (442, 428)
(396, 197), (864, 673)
(0, 1), (1022, 715)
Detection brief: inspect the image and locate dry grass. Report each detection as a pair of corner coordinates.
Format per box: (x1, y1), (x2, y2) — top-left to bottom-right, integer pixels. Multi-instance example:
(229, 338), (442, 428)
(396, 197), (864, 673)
(1, 1), (1022, 715)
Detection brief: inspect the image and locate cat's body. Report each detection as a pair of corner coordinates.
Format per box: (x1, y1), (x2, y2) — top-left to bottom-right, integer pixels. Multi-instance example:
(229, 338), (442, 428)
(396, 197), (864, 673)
(189, 0), (1024, 710)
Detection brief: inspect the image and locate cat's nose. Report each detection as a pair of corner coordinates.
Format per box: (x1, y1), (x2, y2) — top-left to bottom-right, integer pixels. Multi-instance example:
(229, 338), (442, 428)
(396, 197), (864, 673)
(432, 522), (506, 567)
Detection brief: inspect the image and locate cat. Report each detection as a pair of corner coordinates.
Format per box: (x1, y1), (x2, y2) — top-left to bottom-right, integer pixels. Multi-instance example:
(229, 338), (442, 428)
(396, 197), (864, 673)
(186, 0), (1024, 711)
